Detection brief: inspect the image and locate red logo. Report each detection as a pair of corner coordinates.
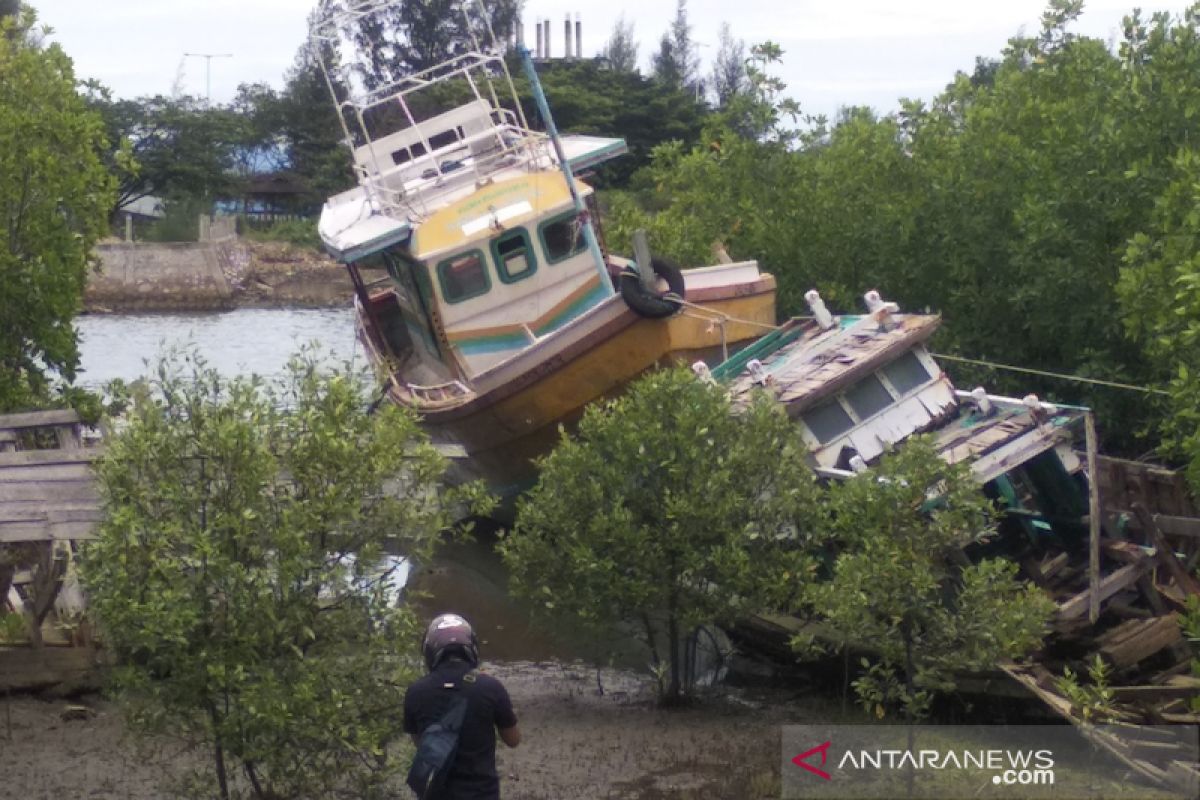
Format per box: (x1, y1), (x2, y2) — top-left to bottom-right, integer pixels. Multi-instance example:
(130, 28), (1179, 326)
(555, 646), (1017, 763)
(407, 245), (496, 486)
(792, 741), (833, 780)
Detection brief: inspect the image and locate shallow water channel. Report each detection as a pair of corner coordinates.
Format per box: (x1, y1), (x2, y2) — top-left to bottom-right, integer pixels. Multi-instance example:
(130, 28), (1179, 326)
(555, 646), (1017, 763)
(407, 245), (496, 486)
(75, 308), (641, 666)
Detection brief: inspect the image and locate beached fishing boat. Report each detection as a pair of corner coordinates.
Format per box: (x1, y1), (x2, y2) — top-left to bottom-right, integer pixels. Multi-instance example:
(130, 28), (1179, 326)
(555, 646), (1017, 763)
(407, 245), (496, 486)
(311, 2), (775, 492)
(714, 290), (1200, 796)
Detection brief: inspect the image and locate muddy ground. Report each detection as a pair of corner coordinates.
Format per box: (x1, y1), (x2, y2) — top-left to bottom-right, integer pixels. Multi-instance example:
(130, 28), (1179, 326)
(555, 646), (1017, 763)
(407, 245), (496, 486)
(2, 660), (834, 800)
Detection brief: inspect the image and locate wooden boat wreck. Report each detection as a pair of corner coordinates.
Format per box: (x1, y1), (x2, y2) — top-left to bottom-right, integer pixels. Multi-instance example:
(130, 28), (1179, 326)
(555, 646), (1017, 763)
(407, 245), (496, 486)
(312, 2), (775, 494)
(713, 289), (1199, 794)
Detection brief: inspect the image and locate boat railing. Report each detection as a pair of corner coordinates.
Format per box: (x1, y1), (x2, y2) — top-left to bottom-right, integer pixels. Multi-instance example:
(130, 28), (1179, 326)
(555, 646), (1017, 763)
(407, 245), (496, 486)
(311, 18), (547, 218)
(354, 111), (551, 218)
(401, 379), (472, 405)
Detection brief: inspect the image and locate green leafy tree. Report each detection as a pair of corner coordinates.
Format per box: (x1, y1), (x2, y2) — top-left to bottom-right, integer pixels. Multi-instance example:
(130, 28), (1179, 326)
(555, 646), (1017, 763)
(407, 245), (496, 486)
(276, 37), (355, 202)
(611, 4), (1200, 457)
(351, 0), (521, 86)
(514, 57), (706, 188)
(601, 14), (639, 74)
(602, 43), (804, 279)
(84, 352), (490, 799)
(86, 91), (248, 210)
(652, 0), (701, 98)
(801, 440), (1053, 720)
(709, 22), (747, 107)
(501, 368), (827, 704)
(1117, 147), (1200, 489)
(0, 8), (114, 411)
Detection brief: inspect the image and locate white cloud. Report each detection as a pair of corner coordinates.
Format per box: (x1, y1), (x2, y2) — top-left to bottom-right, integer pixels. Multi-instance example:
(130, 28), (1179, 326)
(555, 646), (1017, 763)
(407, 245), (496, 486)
(29, 0), (1196, 118)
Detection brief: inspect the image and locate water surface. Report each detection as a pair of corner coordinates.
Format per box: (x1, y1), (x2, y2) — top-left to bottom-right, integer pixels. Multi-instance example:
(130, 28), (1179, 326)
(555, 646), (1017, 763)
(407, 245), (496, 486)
(75, 307), (361, 388)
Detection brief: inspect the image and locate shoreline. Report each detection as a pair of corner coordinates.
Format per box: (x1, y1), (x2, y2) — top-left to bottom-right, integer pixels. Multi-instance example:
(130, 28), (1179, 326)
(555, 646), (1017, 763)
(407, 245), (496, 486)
(83, 239), (356, 314)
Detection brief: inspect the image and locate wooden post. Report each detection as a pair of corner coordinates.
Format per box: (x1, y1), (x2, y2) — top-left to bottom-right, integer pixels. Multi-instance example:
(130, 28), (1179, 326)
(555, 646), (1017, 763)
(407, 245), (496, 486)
(1086, 411), (1101, 623)
(632, 229), (656, 293)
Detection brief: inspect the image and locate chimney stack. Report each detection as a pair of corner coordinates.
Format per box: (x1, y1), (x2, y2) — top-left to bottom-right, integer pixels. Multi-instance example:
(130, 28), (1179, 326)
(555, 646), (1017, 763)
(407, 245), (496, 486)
(543, 19), (551, 57)
(535, 17), (543, 57)
(564, 15), (572, 58)
(575, 15), (582, 60)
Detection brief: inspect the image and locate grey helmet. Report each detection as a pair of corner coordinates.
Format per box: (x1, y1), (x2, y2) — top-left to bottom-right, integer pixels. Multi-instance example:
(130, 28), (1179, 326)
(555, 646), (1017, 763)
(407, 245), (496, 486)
(422, 613), (480, 670)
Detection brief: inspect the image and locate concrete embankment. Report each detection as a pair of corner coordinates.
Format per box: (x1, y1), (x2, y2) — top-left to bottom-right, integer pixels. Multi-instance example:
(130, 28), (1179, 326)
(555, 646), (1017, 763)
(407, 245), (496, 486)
(87, 242), (233, 311)
(85, 240), (352, 313)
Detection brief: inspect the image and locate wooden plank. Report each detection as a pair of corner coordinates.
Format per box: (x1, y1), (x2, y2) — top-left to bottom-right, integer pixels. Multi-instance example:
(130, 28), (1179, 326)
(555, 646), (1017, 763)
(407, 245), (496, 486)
(0, 507), (102, 523)
(1153, 515), (1200, 541)
(1109, 677), (1200, 703)
(0, 409), (81, 431)
(0, 463), (97, 483)
(1134, 503), (1200, 597)
(1101, 539), (1149, 564)
(968, 425), (1073, 485)
(0, 519), (97, 543)
(0, 500), (101, 518)
(1000, 663), (1195, 794)
(0, 448), (99, 468)
(1086, 412), (1101, 623)
(1040, 551), (1070, 580)
(1097, 615), (1182, 669)
(0, 480), (98, 503)
(1057, 561), (1155, 622)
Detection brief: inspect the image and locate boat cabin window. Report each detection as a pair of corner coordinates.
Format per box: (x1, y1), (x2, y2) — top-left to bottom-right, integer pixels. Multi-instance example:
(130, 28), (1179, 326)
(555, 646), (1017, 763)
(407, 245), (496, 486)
(492, 229), (537, 284)
(882, 350), (932, 395)
(802, 399), (856, 445)
(437, 250), (491, 303)
(845, 374), (893, 421)
(539, 213), (587, 264)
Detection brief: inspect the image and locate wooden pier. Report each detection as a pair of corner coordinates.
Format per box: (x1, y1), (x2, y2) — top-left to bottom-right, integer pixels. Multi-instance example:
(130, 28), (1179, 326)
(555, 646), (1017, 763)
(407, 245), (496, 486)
(0, 409), (104, 692)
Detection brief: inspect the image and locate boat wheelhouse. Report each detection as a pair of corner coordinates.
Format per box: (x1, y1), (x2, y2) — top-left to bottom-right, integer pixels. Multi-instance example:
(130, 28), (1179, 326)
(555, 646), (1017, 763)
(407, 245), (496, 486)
(312, 2), (776, 492)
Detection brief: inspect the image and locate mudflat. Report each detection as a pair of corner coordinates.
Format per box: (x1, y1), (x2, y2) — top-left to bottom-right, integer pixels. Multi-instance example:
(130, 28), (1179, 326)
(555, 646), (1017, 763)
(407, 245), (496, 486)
(2, 660), (831, 800)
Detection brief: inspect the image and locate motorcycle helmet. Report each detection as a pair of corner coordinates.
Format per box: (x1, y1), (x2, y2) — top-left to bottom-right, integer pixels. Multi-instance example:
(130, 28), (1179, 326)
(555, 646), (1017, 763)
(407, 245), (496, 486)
(422, 612), (480, 670)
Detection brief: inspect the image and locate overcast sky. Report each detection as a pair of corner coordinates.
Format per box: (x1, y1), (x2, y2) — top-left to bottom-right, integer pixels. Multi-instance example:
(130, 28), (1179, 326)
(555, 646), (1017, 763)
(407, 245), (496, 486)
(29, 1), (1196, 120)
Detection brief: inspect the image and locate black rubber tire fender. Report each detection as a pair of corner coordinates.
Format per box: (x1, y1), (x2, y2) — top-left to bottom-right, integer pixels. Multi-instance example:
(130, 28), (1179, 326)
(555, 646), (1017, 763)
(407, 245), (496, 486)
(619, 257), (685, 319)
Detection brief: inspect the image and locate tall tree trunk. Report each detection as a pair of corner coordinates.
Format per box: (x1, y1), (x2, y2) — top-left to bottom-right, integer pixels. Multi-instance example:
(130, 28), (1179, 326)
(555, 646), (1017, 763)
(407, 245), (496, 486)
(207, 702), (230, 800)
(666, 591), (681, 704)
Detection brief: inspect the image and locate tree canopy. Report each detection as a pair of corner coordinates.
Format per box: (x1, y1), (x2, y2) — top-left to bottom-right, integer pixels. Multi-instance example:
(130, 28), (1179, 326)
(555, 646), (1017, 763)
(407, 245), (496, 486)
(800, 440), (1053, 719)
(84, 352), (490, 799)
(606, 3), (1200, 459)
(350, 0), (521, 86)
(601, 15), (639, 73)
(0, 8), (113, 411)
(501, 368), (826, 703)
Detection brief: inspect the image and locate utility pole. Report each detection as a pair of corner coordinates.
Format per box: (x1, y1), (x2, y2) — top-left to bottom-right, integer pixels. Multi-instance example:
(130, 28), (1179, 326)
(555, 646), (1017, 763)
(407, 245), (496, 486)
(183, 52), (232, 105)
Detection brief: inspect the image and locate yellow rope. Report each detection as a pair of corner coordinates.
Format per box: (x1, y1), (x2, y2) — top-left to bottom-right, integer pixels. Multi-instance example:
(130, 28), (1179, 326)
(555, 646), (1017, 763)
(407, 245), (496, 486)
(932, 353), (1171, 397)
(671, 297), (1164, 399)
(673, 297), (784, 332)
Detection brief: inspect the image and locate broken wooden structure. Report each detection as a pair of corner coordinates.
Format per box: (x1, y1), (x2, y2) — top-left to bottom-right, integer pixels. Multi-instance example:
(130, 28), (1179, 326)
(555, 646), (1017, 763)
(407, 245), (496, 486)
(715, 290), (1199, 795)
(1001, 456), (1200, 795)
(0, 409), (104, 691)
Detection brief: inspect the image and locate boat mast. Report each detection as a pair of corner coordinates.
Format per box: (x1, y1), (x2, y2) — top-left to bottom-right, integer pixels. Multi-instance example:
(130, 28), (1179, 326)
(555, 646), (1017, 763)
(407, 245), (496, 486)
(517, 44), (615, 298)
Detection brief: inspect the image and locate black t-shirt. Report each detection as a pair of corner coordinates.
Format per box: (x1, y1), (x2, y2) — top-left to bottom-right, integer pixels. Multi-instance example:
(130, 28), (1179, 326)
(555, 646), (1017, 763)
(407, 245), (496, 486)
(403, 660), (517, 800)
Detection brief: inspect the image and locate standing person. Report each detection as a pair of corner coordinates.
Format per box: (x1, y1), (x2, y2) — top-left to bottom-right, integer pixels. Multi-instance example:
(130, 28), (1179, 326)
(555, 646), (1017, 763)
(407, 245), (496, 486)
(404, 612), (521, 799)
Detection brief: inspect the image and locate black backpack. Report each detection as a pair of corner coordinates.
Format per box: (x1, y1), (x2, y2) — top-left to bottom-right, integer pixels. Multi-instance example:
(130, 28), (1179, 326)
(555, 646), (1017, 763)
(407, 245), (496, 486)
(406, 670), (476, 798)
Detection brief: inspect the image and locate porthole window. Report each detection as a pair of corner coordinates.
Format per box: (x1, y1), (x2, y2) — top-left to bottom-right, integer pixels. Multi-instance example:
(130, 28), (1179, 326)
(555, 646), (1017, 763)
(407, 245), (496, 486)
(437, 250), (490, 303)
(492, 229), (537, 283)
(538, 213), (587, 264)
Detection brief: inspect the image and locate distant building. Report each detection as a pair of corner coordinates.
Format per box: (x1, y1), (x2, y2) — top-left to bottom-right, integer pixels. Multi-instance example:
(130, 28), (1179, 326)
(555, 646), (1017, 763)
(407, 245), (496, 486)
(238, 172), (318, 225)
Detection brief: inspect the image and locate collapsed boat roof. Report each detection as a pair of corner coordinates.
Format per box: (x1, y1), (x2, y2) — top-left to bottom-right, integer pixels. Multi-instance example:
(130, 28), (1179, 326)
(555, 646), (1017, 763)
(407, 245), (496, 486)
(710, 289), (1086, 481)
